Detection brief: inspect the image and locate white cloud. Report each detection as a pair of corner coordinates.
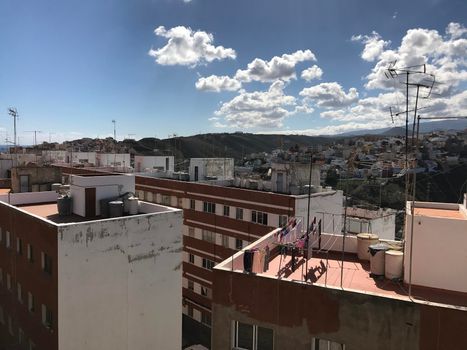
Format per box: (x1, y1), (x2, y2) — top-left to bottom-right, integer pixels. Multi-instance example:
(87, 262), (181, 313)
(195, 75), (241, 92)
(299, 82), (359, 108)
(148, 26), (236, 66)
(234, 50), (316, 83)
(301, 65), (323, 81)
(351, 31), (390, 62)
(213, 80), (298, 128)
(354, 23), (467, 91)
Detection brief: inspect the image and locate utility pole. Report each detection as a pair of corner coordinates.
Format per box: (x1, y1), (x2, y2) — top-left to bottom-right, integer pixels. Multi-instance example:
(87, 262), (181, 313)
(112, 120), (117, 141)
(25, 130), (42, 146)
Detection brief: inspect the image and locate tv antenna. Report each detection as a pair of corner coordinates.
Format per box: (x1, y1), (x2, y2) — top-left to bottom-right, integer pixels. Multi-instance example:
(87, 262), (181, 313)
(25, 130), (43, 146)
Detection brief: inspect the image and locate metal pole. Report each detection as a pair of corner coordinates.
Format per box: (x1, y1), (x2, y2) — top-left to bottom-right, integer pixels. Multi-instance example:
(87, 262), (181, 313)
(340, 192), (348, 288)
(411, 85), (420, 146)
(305, 155), (313, 281)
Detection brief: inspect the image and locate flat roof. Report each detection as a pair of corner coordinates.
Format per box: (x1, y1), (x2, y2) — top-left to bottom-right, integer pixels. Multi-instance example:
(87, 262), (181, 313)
(414, 207), (466, 220)
(17, 203), (102, 224)
(219, 247), (467, 309)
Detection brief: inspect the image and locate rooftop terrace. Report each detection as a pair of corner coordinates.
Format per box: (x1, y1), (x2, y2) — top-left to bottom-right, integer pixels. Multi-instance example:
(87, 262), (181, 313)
(216, 228), (467, 309)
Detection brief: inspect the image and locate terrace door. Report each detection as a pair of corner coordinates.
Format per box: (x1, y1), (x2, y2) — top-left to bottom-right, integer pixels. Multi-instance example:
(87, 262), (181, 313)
(85, 187), (96, 218)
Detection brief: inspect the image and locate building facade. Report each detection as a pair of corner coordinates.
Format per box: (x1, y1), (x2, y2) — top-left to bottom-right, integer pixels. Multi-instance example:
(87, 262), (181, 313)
(0, 174), (183, 350)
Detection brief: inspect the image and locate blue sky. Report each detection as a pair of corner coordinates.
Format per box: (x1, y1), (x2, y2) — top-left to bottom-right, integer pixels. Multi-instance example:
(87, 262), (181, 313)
(0, 0), (466, 143)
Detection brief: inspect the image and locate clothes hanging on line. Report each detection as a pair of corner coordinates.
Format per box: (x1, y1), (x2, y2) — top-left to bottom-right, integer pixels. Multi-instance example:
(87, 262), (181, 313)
(243, 246), (270, 273)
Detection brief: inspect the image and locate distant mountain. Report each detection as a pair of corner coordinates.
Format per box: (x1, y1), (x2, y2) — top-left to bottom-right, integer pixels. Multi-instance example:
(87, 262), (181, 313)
(0, 145), (10, 152)
(338, 119), (467, 137)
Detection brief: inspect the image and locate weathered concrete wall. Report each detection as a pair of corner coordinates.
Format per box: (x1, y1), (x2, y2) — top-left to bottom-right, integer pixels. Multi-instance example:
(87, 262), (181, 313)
(10, 166), (61, 193)
(57, 209), (183, 350)
(135, 156), (174, 172)
(211, 268), (467, 350)
(295, 191), (344, 235)
(189, 158), (234, 181)
(97, 153), (130, 167)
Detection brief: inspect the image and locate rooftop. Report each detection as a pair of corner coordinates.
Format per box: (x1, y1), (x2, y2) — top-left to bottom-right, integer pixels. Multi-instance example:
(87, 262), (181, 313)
(413, 207), (466, 220)
(216, 228), (467, 309)
(17, 202), (97, 224)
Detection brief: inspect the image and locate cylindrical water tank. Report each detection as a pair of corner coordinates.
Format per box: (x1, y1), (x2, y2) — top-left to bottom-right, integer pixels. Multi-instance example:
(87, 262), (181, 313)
(57, 196), (72, 216)
(369, 243), (389, 276)
(51, 183), (62, 191)
(357, 233), (379, 261)
(385, 250), (404, 280)
(109, 201), (123, 218)
(31, 184), (40, 192)
(127, 197), (139, 215)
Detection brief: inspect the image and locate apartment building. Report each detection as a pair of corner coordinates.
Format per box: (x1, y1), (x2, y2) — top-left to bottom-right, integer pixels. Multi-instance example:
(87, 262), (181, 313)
(0, 174), (183, 350)
(211, 197), (467, 349)
(59, 165), (344, 348)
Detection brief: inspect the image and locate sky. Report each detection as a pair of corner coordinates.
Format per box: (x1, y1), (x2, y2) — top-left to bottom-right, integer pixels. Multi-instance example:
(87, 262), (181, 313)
(0, 0), (466, 144)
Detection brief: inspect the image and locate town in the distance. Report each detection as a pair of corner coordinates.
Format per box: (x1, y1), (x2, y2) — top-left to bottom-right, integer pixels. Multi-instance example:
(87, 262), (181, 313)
(0, 122), (466, 349)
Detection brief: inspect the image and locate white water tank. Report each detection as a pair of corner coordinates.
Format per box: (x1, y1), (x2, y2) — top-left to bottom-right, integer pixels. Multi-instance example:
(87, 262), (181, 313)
(369, 243), (389, 276)
(127, 197), (139, 215)
(385, 250), (404, 280)
(357, 233), (379, 261)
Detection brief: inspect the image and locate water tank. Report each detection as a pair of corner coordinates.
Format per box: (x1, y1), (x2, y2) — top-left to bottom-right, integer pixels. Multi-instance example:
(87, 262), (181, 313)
(369, 243), (389, 277)
(57, 196), (72, 216)
(51, 183), (62, 192)
(356, 233), (379, 261)
(385, 250), (404, 280)
(127, 197), (139, 215)
(109, 201), (124, 218)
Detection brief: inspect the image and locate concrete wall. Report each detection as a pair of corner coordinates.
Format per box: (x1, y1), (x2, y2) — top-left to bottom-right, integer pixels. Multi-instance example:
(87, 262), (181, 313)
(135, 156), (174, 172)
(42, 150), (68, 164)
(346, 214), (396, 240)
(10, 166), (62, 193)
(0, 191), (57, 206)
(71, 152), (97, 165)
(0, 158), (13, 178)
(271, 162), (321, 194)
(294, 191), (344, 235)
(405, 204), (467, 293)
(189, 158), (234, 181)
(211, 268), (467, 350)
(57, 209), (183, 350)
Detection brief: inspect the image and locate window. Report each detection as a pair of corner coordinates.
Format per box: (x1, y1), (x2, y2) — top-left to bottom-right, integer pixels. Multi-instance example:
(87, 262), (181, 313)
(279, 215), (288, 227)
(6, 231), (10, 248)
(252, 211), (268, 226)
(201, 286), (212, 298)
(41, 304), (53, 328)
(161, 195), (171, 206)
(41, 252), (53, 274)
(28, 292), (35, 312)
(222, 235), (230, 248)
(189, 254), (195, 264)
(8, 315), (13, 335)
(16, 237), (23, 255)
(235, 239), (243, 250)
(223, 205), (230, 216)
(17, 283), (22, 303)
(232, 321), (274, 350)
(202, 230), (215, 243)
(27, 244), (33, 262)
(188, 280), (194, 291)
(203, 202), (216, 214)
(236, 208), (244, 220)
(187, 305), (194, 318)
(190, 199), (196, 210)
(311, 338), (345, 350)
(201, 312), (211, 326)
(202, 258), (215, 270)
(18, 328), (25, 346)
(188, 227), (195, 238)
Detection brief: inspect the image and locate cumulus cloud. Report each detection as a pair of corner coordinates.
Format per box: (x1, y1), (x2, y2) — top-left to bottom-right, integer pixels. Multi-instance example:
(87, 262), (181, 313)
(299, 82), (359, 108)
(234, 50), (316, 83)
(195, 75), (241, 92)
(354, 23), (467, 91)
(148, 26), (236, 66)
(301, 65), (323, 81)
(213, 80), (299, 128)
(351, 31), (390, 62)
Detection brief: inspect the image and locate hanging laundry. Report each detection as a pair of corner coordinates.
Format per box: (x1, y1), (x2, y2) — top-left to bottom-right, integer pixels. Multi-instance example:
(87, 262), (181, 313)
(243, 250), (254, 273)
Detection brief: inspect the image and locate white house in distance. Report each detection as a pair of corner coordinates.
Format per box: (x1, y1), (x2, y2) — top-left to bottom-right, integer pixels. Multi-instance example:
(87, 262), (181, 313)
(189, 158), (234, 181)
(96, 153), (131, 168)
(346, 207), (396, 240)
(134, 155), (174, 173)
